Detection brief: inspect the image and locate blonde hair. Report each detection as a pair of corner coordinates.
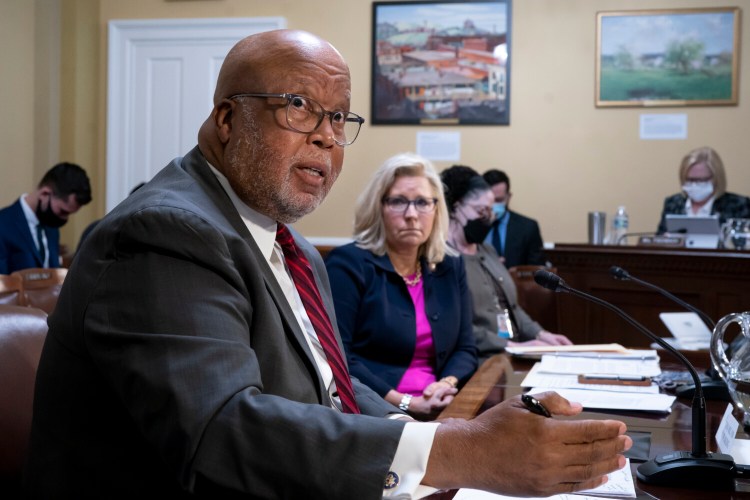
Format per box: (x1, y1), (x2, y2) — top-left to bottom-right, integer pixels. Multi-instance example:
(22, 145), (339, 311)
(679, 146), (727, 198)
(353, 152), (455, 265)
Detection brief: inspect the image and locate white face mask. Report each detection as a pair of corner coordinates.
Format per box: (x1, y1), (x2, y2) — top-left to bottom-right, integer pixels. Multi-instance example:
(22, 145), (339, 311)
(682, 181), (714, 203)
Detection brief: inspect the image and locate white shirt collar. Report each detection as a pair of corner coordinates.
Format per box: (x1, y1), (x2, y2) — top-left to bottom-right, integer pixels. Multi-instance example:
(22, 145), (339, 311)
(20, 193), (40, 226)
(207, 163), (277, 261)
(685, 194), (715, 217)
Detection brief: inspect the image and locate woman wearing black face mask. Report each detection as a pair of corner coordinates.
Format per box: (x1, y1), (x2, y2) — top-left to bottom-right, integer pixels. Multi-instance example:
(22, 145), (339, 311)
(441, 165), (572, 364)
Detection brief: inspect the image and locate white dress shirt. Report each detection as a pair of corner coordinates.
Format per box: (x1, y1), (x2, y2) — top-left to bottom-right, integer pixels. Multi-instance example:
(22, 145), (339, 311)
(208, 165), (439, 499)
(20, 194), (49, 268)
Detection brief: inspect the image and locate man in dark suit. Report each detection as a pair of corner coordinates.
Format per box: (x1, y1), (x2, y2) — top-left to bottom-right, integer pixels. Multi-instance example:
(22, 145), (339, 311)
(25, 30), (630, 499)
(0, 163), (91, 274)
(483, 169), (546, 268)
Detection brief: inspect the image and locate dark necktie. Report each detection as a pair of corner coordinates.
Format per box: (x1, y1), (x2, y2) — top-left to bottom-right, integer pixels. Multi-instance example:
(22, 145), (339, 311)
(275, 224), (360, 414)
(491, 223), (503, 257)
(36, 224), (47, 265)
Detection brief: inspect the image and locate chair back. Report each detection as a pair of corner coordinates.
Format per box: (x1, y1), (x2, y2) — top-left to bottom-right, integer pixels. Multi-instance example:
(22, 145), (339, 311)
(0, 274), (24, 306)
(10, 268), (68, 314)
(0, 305), (48, 492)
(507, 265), (559, 331)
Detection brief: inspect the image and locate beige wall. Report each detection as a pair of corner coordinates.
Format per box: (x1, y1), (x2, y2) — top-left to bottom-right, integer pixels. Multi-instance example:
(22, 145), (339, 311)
(2, 0), (749, 251)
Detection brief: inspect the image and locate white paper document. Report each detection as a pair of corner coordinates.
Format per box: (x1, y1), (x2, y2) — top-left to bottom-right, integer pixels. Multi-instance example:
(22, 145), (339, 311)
(717, 403), (740, 454)
(538, 353), (662, 378)
(659, 312), (712, 350)
(521, 363), (660, 394)
(452, 459), (636, 499)
(529, 388), (675, 413)
(505, 343), (628, 356)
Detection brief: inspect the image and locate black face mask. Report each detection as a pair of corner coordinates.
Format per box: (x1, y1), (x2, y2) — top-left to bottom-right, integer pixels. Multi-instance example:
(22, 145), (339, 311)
(36, 196), (67, 228)
(463, 217), (493, 244)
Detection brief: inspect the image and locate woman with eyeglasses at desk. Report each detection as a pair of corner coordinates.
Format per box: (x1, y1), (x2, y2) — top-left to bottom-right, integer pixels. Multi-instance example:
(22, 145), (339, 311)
(325, 153), (477, 421)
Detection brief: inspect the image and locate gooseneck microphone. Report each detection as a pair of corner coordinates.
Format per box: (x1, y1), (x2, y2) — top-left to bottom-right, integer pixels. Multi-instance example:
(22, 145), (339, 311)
(533, 269), (737, 490)
(609, 265), (729, 401)
(609, 266), (714, 329)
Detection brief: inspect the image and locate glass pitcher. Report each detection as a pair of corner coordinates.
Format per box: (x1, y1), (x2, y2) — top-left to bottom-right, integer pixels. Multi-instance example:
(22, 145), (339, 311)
(711, 311), (750, 427)
(721, 218), (750, 250)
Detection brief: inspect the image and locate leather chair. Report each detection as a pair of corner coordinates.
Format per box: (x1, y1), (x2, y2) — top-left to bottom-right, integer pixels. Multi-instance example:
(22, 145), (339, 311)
(508, 265), (559, 331)
(10, 268), (68, 314)
(0, 274), (24, 306)
(0, 305), (48, 496)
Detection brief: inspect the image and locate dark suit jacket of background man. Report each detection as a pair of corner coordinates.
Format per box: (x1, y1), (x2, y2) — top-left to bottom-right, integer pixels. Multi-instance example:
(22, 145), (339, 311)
(0, 199), (60, 274)
(488, 210), (546, 269)
(25, 146), (404, 499)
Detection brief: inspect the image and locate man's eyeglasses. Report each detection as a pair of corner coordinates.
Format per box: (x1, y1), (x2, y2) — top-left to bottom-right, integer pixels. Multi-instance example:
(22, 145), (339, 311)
(382, 196), (438, 214)
(228, 93), (364, 146)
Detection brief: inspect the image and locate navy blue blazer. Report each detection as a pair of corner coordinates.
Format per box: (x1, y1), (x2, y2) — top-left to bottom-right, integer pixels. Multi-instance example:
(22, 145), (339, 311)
(0, 199), (60, 274)
(325, 243), (477, 397)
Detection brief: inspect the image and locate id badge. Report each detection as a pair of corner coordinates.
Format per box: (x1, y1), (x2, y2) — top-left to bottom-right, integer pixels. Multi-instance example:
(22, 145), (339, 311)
(496, 308), (515, 339)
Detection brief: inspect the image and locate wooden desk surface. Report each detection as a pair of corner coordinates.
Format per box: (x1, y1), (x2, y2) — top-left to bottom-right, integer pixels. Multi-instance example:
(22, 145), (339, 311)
(436, 354), (750, 499)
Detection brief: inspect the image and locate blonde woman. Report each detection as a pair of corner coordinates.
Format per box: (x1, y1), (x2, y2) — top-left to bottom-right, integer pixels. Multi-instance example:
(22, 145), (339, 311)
(325, 153), (477, 420)
(657, 146), (750, 233)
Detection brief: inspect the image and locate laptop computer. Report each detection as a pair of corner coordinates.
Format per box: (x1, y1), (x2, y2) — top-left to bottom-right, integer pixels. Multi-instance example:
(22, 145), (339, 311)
(664, 214), (720, 249)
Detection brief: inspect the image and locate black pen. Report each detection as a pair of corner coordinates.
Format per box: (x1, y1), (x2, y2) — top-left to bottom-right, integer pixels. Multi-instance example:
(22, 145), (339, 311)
(521, 393), (551, 418)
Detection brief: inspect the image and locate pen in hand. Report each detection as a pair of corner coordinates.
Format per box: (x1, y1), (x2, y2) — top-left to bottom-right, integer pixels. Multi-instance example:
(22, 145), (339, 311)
(521, 393), (551, 418)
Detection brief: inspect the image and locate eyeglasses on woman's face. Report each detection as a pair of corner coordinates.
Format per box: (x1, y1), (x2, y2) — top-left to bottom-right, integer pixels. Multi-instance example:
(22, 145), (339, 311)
(382, 196), (438, 215)
(228, 93), (364, 146)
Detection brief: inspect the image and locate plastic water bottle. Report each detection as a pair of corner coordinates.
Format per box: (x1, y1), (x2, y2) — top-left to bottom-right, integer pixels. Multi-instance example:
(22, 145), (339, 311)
(613, 206), (629, 245)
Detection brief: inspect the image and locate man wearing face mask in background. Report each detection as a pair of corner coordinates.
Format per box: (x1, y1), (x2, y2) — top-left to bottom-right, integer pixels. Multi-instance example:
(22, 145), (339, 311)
(443, 165), (571, 364)
(482, 169), (546, 269)
(0, 162), (92, 274)
(657, 146), (750, 234)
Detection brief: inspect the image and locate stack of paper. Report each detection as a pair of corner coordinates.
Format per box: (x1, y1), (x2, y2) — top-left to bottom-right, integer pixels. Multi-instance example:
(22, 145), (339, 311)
(452, 458), (636, 499)
(520, 350), (675, 413)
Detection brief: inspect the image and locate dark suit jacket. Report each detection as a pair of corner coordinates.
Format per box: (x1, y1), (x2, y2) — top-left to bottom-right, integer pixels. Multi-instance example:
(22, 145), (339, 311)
(325, 243), (477, 397)
(0, 199), (60, 274)
(657, 192), (750, 234)
(25, 147), (404, 499)
(486, 210), (545, 269)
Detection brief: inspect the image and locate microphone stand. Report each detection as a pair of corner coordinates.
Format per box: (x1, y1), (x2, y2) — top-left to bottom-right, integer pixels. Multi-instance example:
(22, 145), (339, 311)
(610, 266), (714, 329)
(609, 266), (730, 401)
(533, 270), (737, 490)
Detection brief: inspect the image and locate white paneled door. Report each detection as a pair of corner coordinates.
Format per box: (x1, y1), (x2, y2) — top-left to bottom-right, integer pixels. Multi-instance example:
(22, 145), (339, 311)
(106, 17), (286, 212)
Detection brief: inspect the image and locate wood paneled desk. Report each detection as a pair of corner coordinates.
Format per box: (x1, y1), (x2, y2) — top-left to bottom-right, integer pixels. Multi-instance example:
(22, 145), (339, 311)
(435, 354), (750, 499)
(544, 244), (750, 347)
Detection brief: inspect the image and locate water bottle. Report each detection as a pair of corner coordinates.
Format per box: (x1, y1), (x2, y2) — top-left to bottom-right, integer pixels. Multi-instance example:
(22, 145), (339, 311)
(613, 206), (629, 245)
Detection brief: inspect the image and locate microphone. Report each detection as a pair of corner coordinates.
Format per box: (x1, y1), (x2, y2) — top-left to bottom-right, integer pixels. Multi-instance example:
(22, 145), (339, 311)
(609, 266), (714, 329)
(609, 266), (729, 401)
(534, 270), (736, 490)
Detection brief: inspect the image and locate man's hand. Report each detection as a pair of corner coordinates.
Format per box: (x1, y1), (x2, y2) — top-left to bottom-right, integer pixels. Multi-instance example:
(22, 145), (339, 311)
(423, 391), (632, 497)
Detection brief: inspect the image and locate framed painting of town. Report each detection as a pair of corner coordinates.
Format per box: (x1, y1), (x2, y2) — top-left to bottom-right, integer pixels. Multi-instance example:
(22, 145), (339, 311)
(596, 7), (740, 108)
(371, 0), (511, 125)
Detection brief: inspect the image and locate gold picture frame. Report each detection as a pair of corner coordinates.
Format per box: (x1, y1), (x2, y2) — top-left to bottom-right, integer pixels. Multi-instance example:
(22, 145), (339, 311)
(596, 7), (741, 108)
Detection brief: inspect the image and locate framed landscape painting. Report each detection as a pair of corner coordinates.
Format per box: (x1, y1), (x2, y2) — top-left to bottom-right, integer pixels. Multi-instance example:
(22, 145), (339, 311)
(371, 0), (511, 125)
(596, 7), (741, 107)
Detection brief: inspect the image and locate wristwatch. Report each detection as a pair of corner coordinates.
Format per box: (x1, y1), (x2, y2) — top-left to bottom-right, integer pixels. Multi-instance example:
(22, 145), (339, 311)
(398, 394), (412, 412)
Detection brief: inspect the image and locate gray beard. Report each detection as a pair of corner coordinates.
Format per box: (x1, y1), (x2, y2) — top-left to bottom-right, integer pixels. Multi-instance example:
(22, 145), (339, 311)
(224, 107), (333, 223)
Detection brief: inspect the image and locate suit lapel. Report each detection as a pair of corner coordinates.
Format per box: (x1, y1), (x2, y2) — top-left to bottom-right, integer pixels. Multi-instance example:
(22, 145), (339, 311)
(12, 201), (44, 266)
(179, 148), (326, 399)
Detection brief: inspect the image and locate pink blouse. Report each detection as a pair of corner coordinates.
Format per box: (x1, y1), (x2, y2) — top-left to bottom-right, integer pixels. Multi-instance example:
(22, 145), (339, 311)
(396, 279), (437, 396)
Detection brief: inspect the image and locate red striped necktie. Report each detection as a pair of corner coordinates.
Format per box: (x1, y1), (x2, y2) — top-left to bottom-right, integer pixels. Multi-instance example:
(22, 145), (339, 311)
(275, 224), (360, 414)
